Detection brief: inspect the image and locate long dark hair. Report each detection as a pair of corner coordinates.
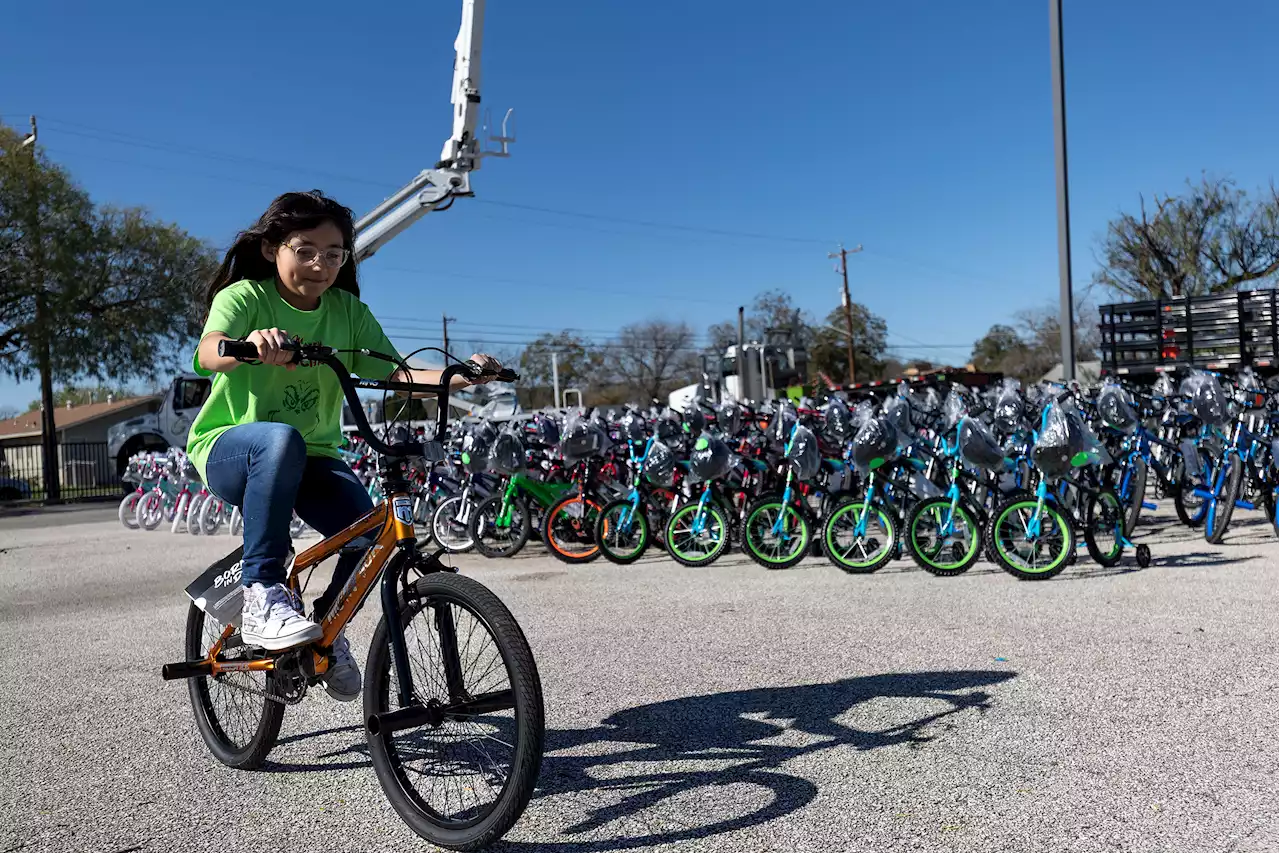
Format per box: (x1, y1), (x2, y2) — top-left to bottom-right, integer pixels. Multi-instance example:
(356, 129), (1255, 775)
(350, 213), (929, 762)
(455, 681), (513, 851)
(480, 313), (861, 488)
(205, 190), (359, 308)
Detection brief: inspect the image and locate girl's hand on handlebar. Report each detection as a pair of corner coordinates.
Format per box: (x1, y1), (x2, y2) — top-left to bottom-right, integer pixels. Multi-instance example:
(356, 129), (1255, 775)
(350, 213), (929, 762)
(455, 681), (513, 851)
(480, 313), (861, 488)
(248, 328), (297, 370)
(466, 353), (503, 385)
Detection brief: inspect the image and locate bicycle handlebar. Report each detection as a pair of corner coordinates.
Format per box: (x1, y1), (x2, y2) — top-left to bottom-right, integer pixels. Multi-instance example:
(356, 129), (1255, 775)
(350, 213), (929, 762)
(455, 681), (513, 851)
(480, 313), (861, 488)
(216, 339), (519, 459)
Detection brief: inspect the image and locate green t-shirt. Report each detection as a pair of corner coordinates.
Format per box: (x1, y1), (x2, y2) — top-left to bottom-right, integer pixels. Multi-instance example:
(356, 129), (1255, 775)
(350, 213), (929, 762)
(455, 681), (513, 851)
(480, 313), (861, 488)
(185, 279), (398, 482)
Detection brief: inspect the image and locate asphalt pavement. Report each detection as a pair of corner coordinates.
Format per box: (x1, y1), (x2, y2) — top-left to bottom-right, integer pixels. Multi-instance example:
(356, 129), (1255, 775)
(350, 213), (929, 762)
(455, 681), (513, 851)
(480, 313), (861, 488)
(1, 506), (1276, 853)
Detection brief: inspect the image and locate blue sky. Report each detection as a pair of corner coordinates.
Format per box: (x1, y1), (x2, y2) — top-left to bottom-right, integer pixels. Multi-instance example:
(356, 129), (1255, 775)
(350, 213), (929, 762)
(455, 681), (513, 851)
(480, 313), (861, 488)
(2, 0), (1276, 410)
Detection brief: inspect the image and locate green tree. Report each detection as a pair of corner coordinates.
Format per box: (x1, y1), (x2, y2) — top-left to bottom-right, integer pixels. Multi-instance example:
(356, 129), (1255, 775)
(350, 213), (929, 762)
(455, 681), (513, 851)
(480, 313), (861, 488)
(1094, 176), (1278, 300)
(970, 306), (1100, 384)
(969, 323), (1024, 371)
(0, 123), (217, 499)
(517, 330), (605, 406)
(706, 289), (809, 353)
(808, 303), (889, 384)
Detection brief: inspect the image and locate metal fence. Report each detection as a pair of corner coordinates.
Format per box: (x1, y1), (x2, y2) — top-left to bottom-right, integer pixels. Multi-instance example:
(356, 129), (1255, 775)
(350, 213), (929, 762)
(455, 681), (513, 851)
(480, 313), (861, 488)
(0, 441), (119, 503)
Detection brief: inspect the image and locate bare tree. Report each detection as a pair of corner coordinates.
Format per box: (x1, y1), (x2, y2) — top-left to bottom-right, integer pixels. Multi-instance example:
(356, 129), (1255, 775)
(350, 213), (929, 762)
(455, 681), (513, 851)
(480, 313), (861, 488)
(608, 320), (699, 403)
(1094, 176), (1278, 300)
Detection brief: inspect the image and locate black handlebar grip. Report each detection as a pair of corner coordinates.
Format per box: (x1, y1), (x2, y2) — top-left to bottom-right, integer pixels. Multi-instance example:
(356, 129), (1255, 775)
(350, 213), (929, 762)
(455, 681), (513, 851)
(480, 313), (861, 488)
(496, 368), (520, 382)
(218, 339), (260, 361)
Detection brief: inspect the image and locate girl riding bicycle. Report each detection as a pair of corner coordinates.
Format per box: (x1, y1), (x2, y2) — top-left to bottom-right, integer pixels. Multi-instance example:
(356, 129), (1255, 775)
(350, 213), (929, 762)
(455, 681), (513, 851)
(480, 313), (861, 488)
(187, 190), (501, 702)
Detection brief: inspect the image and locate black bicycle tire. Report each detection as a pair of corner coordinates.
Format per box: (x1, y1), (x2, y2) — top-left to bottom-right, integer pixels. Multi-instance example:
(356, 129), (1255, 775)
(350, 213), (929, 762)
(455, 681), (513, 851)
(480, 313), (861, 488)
(1172, 452), (1209, 528)
(1122, 457), (1148, 538)
(469, 493), (532, 559)
(1206, 456), (1243, 545)
(364, 572), (544, 851)
(1084, 488), (1125, 568)
(184, 603), (285, 770)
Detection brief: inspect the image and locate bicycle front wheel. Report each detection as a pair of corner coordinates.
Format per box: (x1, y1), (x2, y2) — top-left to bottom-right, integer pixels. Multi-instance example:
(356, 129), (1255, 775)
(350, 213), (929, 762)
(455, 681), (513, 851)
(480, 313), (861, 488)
(1084, 488), (1124, 568)
(987, 497), (1075, 580)
(432, 495), (476, 554)
(821, 499), (897, 574)
(664, 500), (730, 567)
(594, 499), (650, 565)
(905, 497), (981, 577)
(470, 493), (532, 559)
(742, 498), (810, 569)
(365, 572), (544, 851)
(543, 494), (602, 563)
(1206, 456), (1244, 545)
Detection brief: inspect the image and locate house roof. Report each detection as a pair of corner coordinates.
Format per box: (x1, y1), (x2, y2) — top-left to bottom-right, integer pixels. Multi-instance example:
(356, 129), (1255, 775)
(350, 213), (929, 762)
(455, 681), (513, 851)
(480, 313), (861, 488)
(0, 395), (161, 439)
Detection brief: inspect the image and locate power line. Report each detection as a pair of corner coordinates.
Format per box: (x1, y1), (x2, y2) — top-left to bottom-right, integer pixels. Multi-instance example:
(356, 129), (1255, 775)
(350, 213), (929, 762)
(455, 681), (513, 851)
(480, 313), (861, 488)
(472, 199), (832, 245)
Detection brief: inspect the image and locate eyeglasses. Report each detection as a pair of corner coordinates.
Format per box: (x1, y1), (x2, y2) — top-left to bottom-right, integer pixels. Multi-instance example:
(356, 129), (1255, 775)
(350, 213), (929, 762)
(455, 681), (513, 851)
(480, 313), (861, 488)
(281, 243), (349, 268)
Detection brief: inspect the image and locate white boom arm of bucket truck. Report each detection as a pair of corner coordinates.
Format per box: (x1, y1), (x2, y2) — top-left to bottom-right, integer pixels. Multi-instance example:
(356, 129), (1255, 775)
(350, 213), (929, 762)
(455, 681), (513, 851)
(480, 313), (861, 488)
(108, 0), (514, 478)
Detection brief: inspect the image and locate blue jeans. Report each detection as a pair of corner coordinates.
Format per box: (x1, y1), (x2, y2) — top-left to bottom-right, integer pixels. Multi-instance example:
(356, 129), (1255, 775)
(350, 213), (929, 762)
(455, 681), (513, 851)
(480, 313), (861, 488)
(204, 422), (373, 620)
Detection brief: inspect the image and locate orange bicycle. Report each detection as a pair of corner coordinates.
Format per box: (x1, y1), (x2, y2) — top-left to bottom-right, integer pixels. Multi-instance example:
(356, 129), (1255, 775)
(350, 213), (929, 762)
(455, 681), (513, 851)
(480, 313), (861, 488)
(162, 340), (544, 851)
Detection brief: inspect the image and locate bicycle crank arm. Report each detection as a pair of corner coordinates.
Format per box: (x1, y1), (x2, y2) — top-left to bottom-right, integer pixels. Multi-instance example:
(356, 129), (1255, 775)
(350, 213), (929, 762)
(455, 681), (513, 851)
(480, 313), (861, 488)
(367, 689), (516, 736)
(1142, 501), (1159, 510)
(161, 660), (213, 680)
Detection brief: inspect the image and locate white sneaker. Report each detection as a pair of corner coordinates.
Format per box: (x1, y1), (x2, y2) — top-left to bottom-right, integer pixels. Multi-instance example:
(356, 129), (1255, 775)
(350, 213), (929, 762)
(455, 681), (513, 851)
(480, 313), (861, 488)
(322, 630), (362, 702)
(241, 583), (323, 650)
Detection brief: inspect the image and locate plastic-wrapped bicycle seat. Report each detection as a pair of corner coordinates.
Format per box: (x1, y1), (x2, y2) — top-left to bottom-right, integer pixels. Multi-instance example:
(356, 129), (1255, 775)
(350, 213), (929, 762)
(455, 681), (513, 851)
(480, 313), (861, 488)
(643, 439), (676, 487)
(785, 425), (821, 481)
(524, 412), (560, 446)
(993, 382), (1025, 434)
(882, 397), (914, 446)
(487, 432), (525, 475)
(687, 433), (734, 482)
(769, 401), (798, 444)
(958, 417), (1006, 471)
(560, 412), (611, 464)
(942, 389), (969, 431)
(822, 395), (855, 444)
(1097, 383), (1139, 433)
(619, 410), (647, 442)
(1179, 372), (1230, 427)
(716, 401), (743, 437)
(461, 424), (496, 473)
(1031, 401), (1090, 479)
(656, 408), (683, 440)
(850, 415), (899, 471)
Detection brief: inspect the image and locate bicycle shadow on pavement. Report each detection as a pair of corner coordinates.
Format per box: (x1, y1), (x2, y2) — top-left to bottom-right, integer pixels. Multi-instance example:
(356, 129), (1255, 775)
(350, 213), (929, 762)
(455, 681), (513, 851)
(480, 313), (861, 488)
(267, 669), (1015, 851)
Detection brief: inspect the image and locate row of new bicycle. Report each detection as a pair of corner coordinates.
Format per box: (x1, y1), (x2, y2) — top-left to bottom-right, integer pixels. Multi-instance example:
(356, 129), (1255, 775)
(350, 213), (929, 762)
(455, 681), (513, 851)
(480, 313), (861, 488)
(117, 366), (1277, 580)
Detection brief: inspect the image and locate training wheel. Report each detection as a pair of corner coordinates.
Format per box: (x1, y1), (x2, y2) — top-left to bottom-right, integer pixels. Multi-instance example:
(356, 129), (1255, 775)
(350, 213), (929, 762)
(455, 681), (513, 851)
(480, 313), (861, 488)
(1135, 544), (1152, 568)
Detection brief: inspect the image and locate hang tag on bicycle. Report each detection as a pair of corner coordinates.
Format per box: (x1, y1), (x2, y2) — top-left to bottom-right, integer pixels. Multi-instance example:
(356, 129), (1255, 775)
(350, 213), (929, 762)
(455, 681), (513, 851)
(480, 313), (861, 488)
(564, 501), (585, 519)
(186, 546), (296, 628)
(187, 546), (247, 628)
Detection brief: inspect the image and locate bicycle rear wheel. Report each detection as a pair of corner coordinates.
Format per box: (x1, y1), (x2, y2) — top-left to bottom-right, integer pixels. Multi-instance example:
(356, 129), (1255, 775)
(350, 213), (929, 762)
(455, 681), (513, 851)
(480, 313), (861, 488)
(184, 603), (284, 769)
(365, 572), (543, 851)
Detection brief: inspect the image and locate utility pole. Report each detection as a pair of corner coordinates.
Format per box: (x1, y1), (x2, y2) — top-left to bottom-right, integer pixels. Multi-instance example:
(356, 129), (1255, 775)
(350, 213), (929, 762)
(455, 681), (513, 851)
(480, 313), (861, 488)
(1049, 0), (1076, 381)
(550, 351), (561, 409)
(736, 306), (745, 402)
(442, 313), (456, 358)
(829, 243), (863, 386)
(23, 116), (59, 503)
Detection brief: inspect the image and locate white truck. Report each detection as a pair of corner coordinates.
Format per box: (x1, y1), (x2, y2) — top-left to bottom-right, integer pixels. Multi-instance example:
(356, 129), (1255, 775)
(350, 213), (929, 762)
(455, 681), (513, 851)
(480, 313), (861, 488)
(668, 341), (810, 411)
(108, 0), (513, 480)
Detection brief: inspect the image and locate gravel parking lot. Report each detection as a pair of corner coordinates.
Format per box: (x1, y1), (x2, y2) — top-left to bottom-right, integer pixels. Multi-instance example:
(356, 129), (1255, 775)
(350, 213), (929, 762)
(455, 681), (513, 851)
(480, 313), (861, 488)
(1, 505), (1276, 853)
